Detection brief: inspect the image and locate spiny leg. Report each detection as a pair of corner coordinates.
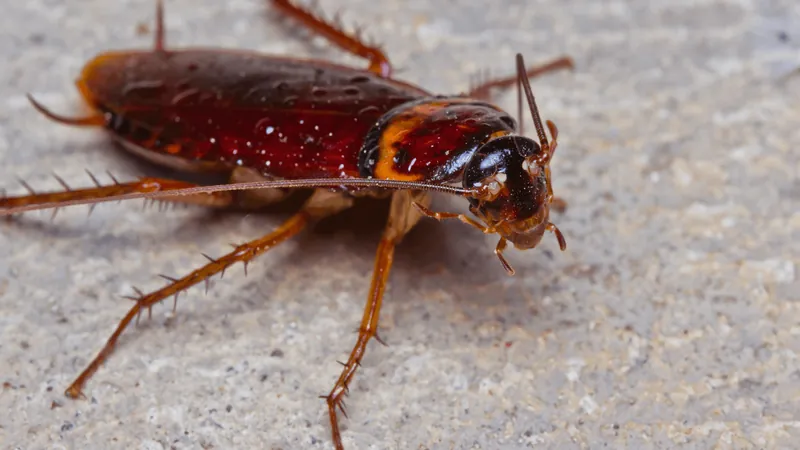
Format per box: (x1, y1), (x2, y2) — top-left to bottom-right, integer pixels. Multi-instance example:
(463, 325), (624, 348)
(0, 173), (233, 216)
(0, 164), (304, 216)
(65, 213), (307, 398)
(64, 189), (353, 399)
(324, 190), (429, 450)
(270, 0), (392, 77)
(467, 56), (574, 101)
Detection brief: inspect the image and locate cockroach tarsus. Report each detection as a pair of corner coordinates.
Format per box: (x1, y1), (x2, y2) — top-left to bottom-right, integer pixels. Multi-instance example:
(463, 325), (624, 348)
(1, 0), (573, 448)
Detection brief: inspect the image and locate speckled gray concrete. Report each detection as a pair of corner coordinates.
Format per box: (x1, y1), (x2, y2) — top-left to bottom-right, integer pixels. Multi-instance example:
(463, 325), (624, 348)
(2, 1), (799, 449)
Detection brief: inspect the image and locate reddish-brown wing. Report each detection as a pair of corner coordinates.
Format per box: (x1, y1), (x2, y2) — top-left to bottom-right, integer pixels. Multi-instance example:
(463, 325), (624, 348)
(79, 50), (429, 178)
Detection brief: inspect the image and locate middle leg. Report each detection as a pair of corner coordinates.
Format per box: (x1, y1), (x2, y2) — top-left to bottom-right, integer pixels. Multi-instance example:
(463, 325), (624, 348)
(62, 188), (353, 399)
(323, 189), (431, 450)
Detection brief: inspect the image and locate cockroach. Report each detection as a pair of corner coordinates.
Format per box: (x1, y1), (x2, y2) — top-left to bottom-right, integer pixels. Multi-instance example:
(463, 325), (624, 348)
(0, 0), (573, 448)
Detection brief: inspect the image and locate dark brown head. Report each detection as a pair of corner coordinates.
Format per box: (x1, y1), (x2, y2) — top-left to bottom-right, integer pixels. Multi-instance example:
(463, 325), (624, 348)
(458, 53), (568, 274)
(464, 134), (549, 246)
(463, 121), (565, 251)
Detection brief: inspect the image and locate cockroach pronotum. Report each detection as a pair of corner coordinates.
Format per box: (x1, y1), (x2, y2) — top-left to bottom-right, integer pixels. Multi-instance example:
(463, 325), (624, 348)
(1, 0), (573, 448)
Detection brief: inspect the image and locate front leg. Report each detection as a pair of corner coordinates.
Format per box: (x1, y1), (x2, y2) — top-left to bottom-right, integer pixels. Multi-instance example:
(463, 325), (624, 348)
(324, 189), (430, 450)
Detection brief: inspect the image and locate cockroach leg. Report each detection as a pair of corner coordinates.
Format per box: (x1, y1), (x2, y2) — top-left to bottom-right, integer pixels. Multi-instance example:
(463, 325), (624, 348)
(0, 175), (233, 215)
(467, 56), (574, 101)
(546, 222), (567, 251)
(412, 201), (492, 233)
(324, 190), (429, 450)
(65, 189), (353, 399)
(270, 0), (392, 77)
(26, 94), (105, 127)
(494, 237), (515, 275)
(65, 212), (309, 399)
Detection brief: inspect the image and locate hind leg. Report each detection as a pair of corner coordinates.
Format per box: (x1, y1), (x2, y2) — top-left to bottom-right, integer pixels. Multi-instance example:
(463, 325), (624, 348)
(270, 0), (392, 77)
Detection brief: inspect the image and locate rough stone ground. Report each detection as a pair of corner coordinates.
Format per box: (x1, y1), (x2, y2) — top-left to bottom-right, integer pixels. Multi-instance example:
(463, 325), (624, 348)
(1, 0), (799, 449)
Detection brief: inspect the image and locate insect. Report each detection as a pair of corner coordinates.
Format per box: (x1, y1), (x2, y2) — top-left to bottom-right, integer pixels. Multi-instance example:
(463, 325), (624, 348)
(1, 0), (572, 448)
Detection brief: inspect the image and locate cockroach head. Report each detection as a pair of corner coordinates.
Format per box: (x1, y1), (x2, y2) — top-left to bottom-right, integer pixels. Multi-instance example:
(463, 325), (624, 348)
(462, 132), (562, 251)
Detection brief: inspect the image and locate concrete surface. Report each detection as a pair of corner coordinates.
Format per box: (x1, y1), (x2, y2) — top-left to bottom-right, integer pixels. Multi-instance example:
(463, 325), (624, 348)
(1, 0), (799, 449)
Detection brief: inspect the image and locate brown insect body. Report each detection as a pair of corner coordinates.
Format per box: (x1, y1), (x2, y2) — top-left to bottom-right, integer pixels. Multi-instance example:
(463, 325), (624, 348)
(80, 50), (427, 178)
(81, 49), (527, 198)
(2, 1), (573, 449)
(80, 47), (558, 249)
